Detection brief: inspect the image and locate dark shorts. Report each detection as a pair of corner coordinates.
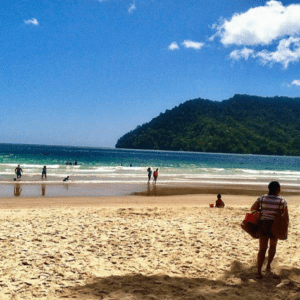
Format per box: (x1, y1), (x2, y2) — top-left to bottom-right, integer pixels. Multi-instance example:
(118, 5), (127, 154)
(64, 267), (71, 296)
(258, 220), (276, 239)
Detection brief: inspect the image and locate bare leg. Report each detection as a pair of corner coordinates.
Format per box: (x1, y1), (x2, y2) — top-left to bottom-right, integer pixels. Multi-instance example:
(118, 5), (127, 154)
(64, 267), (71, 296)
(257, 236), (269, 278)
(266, 237), (278, 271)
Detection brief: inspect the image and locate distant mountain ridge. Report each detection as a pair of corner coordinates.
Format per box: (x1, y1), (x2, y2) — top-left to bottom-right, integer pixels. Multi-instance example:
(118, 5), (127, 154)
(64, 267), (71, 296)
(115, 94), (300, 156)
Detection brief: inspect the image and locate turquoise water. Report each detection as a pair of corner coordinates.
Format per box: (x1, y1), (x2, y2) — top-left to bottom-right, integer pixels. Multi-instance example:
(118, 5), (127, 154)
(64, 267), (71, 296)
(1, 143), (300, 197)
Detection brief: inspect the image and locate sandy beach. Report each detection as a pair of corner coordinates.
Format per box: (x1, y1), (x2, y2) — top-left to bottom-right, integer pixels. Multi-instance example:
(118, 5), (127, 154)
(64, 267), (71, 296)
(0, 191), (300, 300)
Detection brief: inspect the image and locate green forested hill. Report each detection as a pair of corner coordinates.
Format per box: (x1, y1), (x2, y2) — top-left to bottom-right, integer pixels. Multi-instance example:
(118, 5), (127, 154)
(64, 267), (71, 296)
(115, 94), (300, 155)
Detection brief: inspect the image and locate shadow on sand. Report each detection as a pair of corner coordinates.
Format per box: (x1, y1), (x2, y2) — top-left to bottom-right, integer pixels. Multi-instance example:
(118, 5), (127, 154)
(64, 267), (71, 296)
(59, 261), (300, 300)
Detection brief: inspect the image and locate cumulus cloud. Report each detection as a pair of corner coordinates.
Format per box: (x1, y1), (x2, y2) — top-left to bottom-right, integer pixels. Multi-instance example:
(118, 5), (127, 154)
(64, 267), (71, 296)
(168, 42), (179, 51)
(229, 48), (254, 60)
(230, 37), (300, 68)
(291, 80), (300, 86)
(24, 18), (39, 26)
(212, 0), (300, 46)
(255, 37), (300, 68)
(211, 1), (300, 68)
(128, 2), (136, 14)
(182, 40), (204, 50)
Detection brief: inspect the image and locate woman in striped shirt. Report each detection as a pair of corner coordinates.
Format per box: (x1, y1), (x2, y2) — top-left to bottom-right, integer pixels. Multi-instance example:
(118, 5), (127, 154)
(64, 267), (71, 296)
(251, 181), (289, 279)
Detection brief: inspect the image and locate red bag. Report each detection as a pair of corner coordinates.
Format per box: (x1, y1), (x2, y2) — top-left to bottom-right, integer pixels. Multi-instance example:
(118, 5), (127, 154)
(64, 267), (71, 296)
(244, 212), (261, 225)
(241, 199), (262, 239)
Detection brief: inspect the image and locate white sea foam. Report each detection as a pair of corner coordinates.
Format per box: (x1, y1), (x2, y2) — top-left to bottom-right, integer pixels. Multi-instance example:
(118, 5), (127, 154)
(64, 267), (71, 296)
(46, 165), (61, 169)
(21, 164), (49, 168)
(1, 161), (300, 187)
(238, 168), (300, 175)
(122, 167), (144, 171)
(0, 164), (22, 167)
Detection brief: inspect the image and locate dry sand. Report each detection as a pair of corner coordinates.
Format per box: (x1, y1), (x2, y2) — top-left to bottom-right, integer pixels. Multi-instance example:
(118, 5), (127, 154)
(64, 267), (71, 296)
(0, 193), (299, 299)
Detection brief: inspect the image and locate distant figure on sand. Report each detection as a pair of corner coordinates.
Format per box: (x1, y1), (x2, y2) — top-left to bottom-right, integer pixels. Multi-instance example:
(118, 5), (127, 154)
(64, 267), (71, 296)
(153, 168), (158, 184)
(251, 181), (289, 279)
(42, 166), (47, 179)
(215, 194), (225, 208)
(15, 165), (23, 179)
(63, 176), (70, 182)
(147, 167), (152, 183)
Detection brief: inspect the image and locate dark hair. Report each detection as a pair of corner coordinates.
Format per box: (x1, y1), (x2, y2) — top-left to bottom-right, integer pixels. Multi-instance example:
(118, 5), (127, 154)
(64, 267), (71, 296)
(268, 181), (280, 194)
(217, 194), (221, 198)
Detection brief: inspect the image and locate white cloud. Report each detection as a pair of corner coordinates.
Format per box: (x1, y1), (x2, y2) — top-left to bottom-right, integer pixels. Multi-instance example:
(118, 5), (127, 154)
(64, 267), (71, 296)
(168, 42), (179, 51)
(255, 37), (300, 68)
(213, 0), (300, 46)
(211, 1), (300, 68)
(229, 48), (254, 60)
(24, 18), (39, 26)
(182, 40), (204, 50)
(230, 37), (300, 68)
(291, 80), (300, 86)
(128, 2), (136, 14)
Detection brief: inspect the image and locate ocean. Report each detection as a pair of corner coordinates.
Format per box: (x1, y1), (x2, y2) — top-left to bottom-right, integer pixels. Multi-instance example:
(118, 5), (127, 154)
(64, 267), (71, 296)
(1, 143), (300, 197)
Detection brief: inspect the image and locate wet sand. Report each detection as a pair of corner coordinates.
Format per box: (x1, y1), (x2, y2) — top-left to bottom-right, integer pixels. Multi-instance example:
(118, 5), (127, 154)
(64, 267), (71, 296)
(0, 190), (299, 299)
(2, 181), (300, 198)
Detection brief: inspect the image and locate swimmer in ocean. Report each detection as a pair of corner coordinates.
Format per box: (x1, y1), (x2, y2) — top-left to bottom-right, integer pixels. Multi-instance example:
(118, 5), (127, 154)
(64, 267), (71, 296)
(63, 176), (70, 182)
(15, 165), (23, 179)
(42, 166), (47, 179)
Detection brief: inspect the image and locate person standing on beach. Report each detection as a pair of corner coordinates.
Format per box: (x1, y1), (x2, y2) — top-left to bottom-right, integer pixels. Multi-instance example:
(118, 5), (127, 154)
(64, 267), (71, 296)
(153, 168), (158, 184)
(15, 165), (23, 179)
(42, 166), (47, 179)
(251, 181), (289, 279)
(147, 167), (152, 183)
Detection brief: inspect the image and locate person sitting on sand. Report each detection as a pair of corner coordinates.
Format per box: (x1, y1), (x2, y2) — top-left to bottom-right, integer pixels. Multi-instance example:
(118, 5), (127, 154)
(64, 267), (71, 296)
(215, 194), (225, 208)
(42, 166), (47, 179)
(15, 165), (23, 179)
(147, 167), (152, 184)
(251, 181), (289, 279)
(63, 176), (70, 182)
(153, 168), (158, 184)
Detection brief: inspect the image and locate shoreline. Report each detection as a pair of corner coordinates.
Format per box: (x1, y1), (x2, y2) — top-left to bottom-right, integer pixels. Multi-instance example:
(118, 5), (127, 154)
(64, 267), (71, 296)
(2, 180), (300, 199)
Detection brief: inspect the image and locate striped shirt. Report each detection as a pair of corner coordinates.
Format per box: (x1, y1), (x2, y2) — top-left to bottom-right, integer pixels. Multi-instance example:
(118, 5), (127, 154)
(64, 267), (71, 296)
(257, 194), (287, 221)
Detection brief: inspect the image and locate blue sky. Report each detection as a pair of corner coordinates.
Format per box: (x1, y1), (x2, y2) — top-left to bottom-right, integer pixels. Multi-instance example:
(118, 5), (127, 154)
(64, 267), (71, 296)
(1, 0), (300, 148)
